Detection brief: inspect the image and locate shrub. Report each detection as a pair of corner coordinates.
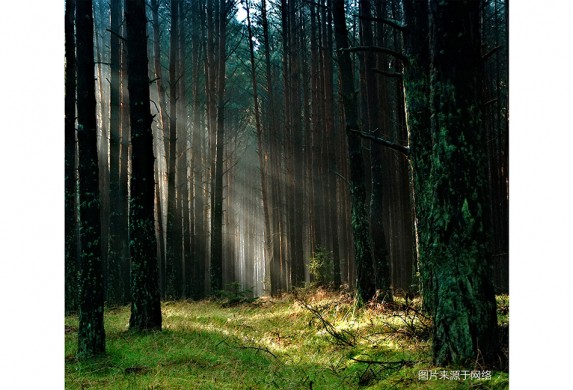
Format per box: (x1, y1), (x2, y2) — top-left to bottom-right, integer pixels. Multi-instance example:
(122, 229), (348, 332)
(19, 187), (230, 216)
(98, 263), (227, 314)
(308, 247), (333, 287)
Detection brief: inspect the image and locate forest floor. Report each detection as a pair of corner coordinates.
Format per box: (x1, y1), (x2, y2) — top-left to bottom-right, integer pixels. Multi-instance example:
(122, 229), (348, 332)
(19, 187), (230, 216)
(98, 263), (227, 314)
(65, 289), (509, 389)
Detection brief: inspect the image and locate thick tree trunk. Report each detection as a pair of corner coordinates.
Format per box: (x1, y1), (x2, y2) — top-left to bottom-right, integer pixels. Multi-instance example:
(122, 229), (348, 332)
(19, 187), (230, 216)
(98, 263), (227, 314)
(65, 0), (78, 315)
(422, 0), (499, 366)
(332, 0), (376, 303)
(76, 0), (106, 358)
(125, 0), (162, 332)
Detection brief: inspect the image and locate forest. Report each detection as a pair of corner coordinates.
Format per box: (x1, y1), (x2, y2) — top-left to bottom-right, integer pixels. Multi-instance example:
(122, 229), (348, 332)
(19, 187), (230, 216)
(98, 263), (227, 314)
(64, 0), (509, 388)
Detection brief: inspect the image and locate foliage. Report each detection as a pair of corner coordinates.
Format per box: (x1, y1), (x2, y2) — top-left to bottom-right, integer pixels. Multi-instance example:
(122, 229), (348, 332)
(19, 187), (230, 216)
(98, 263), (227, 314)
(66, 292), (509, 389)
(308, 247), (334, 287)
(215, 282), (258, 307)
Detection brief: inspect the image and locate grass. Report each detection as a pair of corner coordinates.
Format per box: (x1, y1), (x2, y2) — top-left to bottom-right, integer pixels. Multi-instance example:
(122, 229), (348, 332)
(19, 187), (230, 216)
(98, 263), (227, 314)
(65, 290), (509, 389)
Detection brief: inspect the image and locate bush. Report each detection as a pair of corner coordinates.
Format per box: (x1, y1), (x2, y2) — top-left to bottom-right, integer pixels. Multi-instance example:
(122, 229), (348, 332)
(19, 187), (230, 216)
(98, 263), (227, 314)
(308, 247), (333, 287)
(216, 282), (257, 307)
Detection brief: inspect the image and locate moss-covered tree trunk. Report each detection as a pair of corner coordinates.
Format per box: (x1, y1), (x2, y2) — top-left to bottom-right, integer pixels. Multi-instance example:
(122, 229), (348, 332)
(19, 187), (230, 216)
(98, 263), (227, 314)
(332, 0), (376, 303)
(65, 0), (78, 315)
(420, 0), (499, 366)
(76, 0), (106, 358)
(125, 0), (162, 332)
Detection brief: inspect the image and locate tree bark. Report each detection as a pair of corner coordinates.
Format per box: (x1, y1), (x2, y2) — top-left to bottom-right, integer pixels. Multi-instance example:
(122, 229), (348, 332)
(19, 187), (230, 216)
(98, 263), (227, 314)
(422, 0), (499, 366)
(65, 0), (78, 315)
(210, 0), (228, 293)
(76, 0), (106, 358)
(125, 0), (162, 332)
(332, 0), (376, 303)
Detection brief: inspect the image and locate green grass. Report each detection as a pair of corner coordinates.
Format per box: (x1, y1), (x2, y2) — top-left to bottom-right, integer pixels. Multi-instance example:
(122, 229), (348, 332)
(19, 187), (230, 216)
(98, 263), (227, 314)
(65, 290), (509, 389)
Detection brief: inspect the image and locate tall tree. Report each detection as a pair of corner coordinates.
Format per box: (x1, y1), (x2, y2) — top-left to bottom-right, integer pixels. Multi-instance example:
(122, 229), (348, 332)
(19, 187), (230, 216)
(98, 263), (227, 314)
(125, 0), (163, 331)
(406, 0), (498, 365)
(76, 0), (106, 358)
(332, 0), (376, 303)
(65, 0), (78, 314)
(210, 0), (229, 293)
(107, 0), (128, 305)
(166, 0), (183, 298)
(244, 0), (272, 294)
(419, 0), (499, 366)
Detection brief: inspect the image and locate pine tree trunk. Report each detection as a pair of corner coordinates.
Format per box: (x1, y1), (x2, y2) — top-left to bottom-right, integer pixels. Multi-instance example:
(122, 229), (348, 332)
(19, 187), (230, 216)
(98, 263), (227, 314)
(210, 0), (227, 293)
(76, 0), (106, 358)
(332, 0), (376, 303)
(65, 0), (78, 315)
(108, 0), (128, 305)
(422, 0), (499, 366)
(125, 0), (162, 332)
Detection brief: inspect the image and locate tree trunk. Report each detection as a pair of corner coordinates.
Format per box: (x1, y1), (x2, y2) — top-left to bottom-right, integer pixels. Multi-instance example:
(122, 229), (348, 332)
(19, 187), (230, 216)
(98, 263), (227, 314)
(166, 0), (182, 299)
(76, 0), (106, 358)
(108, 0), (128, 305)
(420, 0), (499, 366)
(332, 0), (376, 303)
(125, 0), (162, 332)
(245, 0), (273, 295)
(210, 0), (228, 293)
(65, 0), (78, 315)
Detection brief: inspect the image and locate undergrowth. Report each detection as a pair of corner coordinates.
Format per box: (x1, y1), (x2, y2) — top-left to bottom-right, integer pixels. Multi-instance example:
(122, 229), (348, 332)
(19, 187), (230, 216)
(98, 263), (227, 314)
(65, 289), (509, 389)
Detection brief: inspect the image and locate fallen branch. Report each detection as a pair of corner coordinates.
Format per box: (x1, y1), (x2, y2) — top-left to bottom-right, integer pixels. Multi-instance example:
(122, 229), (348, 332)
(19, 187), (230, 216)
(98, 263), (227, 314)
(298, 299), (356, 347)
(239, 345), (278, 359)
(350, 357), (415, 368)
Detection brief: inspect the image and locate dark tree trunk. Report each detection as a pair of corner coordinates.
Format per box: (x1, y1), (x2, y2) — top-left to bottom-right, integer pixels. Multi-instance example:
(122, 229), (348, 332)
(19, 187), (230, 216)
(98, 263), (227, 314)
(119, 18), (131, 302)
(166, 0), (182, 299)
(65, 0), (78, 315)
(332, 0), (376, 303)
(108, 0), (128, 305)
(76, 0), (106, 358)
(402, 0), (432, 310)
(210, 0), (228, 293)
(359, 0), (392, 300)
(125, 0), (162, 332)
(420, 0), (499, 366)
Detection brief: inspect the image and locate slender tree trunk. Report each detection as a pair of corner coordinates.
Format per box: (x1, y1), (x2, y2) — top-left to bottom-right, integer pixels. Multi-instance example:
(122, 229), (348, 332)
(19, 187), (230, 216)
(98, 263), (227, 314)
(119, 17), (131, 301)
(76, 0), (106, 358)
(125, 0), (162, 332)
(165, 0), (182, 299)
(210, 0), (228, 293)
(65, 0), (78, 315)
(108, 0), (128, 305)
(64, 0), (77, 251)
(332, 0), (376, 303)
(245, 0), (273, 295)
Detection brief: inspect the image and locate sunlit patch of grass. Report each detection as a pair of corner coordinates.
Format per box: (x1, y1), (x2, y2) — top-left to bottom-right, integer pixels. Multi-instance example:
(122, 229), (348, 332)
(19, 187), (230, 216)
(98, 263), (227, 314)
(65, 291), (509, 389)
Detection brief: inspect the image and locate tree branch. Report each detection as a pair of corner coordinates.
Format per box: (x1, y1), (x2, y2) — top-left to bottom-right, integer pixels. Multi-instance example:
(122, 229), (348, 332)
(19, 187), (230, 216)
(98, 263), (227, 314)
(106, 28), (126, 42)
(354, 14), (407, 32)
(482, 45), (502, 61)
(338, 46), (408, 63)
(347, 128), (410, 157)
(371, 68), (403, 79)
